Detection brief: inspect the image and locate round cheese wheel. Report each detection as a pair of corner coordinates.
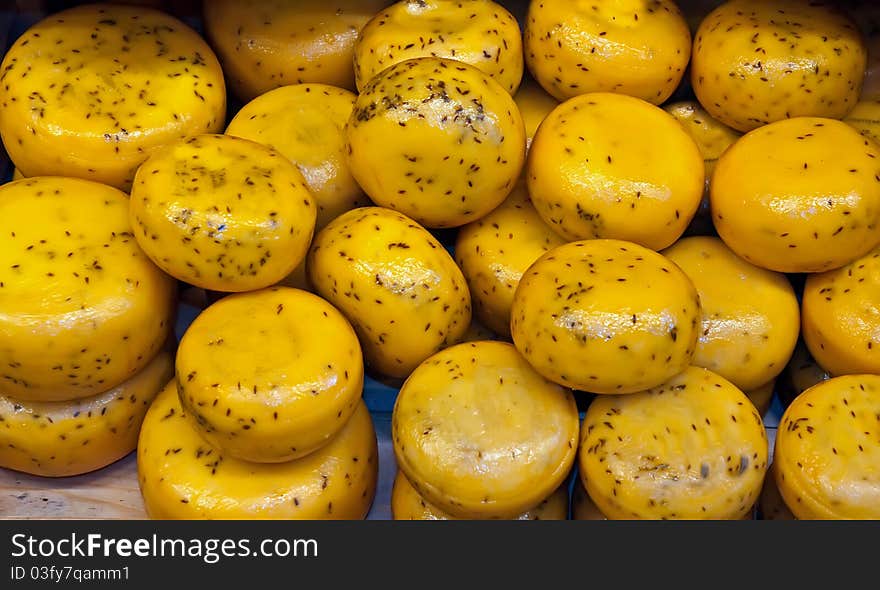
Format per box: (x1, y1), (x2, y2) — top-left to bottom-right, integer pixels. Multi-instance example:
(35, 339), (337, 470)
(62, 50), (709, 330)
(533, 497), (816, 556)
(0, 350), (172, 477)
(130, 134), (317, 293)
(803, 247), (880, 376)
(579, 366), (769, 520)
(354, 0), (523, 94)
(308, 207), (471, 379)
(346, 57), (526, 228)
(692, 0), (865, 132)
(511, 239), (701, 394)
(524, 0), (691, 103)
(392, 341), (579, 518)
(514, 76), (560, 151)
(0, 4), (226, 190)
(176, 287), (363, 463)
(527, 93), (704, 250)
(391, 471), (568, 520)
(139, 383), (378, 519)
(775, 375), (880, 519)
(712, 117), (880, 273)
(663, 236), (800, 391)
(455, 180), (565, 336)
(0, 177), (176, 402)
(204, 0), (387, 101)
(226, 84), (368, 231)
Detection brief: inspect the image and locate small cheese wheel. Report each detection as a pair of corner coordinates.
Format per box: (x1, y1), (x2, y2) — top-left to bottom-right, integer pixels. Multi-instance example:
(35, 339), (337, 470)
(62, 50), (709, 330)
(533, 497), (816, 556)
(0, 4), (226, 191)
(203, 0), (387, 101)
(514, 76), (560, 150)
(774, 375), (880, 519)
(0, 177), (175, 402)
(392, 341), (579, 518)
(579, 366), (769, 520)
(779, 340), (832, 408)
(759, 464), (796, 520)
(176, 287), (363, 463)
(346, 57), (526, 228)
(524, 0), (691, 103)
(308, 207), (471, 379)
(527, 93), (704, 250)
(226, 84), (369, 231)
(138, 383), (378, 519)
(391, 472), (568, 520)
(662, 237), (799, 391)
(712, 117), (880, 273)
(0, 350), (172, 477)
(802, 247), (880, 376)
(130, 134), (317, 293)
(455, 181), (565, 336)
(692, 0), (866, 132)
(511, 239), (700, 394)
(745, 380), (775, 417)
(843, 99), (880, 143)
(354, 0), (523, 94)
(571, 477), (607, 520)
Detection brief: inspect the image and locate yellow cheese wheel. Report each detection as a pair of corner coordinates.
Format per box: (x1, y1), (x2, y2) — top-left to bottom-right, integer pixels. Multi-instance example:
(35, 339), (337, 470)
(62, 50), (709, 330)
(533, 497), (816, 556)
(455, 180), (565, 336)
(130, 134), (317, 293)
(712, 117), (880, 273)
(579, 366), (769, 520)
(392, 341), (579, 518)
(524, 0), (691, 103)
(353, 0), (523, 94)
(662, 236), (800, 391)
(226, 84), (369, 231)
(571, 477), (607, 520)
(308, 207), (471, 379)
(203, 0), (388, 101)
(346, 57), (526, 228)
(391, 472), (568, 520)
(138, 383), (378, 519)
(0, 177), (176, 402)
(514, 76), (560, 150)
(692, 0), (865, 132)
(176, 287), (363, 463)
(0, 350), (172, 477)
(844, 99), (880, 144)
(511, 239), (700, 394)
(802, 247), (880, 376)
(759, 464), (796, 520)
(775, 375), (880, 519)
(0, 4), (226, 191)
(527, 93), (704, 250)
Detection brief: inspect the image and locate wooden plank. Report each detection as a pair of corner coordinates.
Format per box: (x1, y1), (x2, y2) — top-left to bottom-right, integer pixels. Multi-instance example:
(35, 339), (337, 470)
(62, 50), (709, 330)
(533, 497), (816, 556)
(0, 455), (147, 520)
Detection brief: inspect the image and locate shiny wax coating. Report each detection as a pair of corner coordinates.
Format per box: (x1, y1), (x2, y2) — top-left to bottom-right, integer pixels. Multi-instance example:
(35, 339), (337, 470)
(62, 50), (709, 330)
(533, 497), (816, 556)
(775, 375), (880, 519)
(392, 341), (579, 518)
(130, 134), (317, 293)
(711, 117), (880, 273)
(138, 383), (378, 519)
(204, 0), (388, 100)
(579, 366), (769, 520)
(226, 84), (369, 231)
(524, 0), (691, 103)
(802, 247), (880, 376)
(527, 93), (704, 250)
(0, 4), (226, 190)
(354, 0), (524, 94)
(511, 239), (701, 394)
(176, 287), (364, 463)
(0, 177), (176, 402)
(346, 57), (526, 228)
(692, 0), (866, 132)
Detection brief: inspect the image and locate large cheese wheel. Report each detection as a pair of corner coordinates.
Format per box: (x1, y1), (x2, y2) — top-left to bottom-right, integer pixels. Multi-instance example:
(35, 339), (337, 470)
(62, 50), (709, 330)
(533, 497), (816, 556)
(0, 177), (176, 402)
(138, 383), (378, 519)
(0, 4), (226, 190)
(0, 350), (172, 477)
